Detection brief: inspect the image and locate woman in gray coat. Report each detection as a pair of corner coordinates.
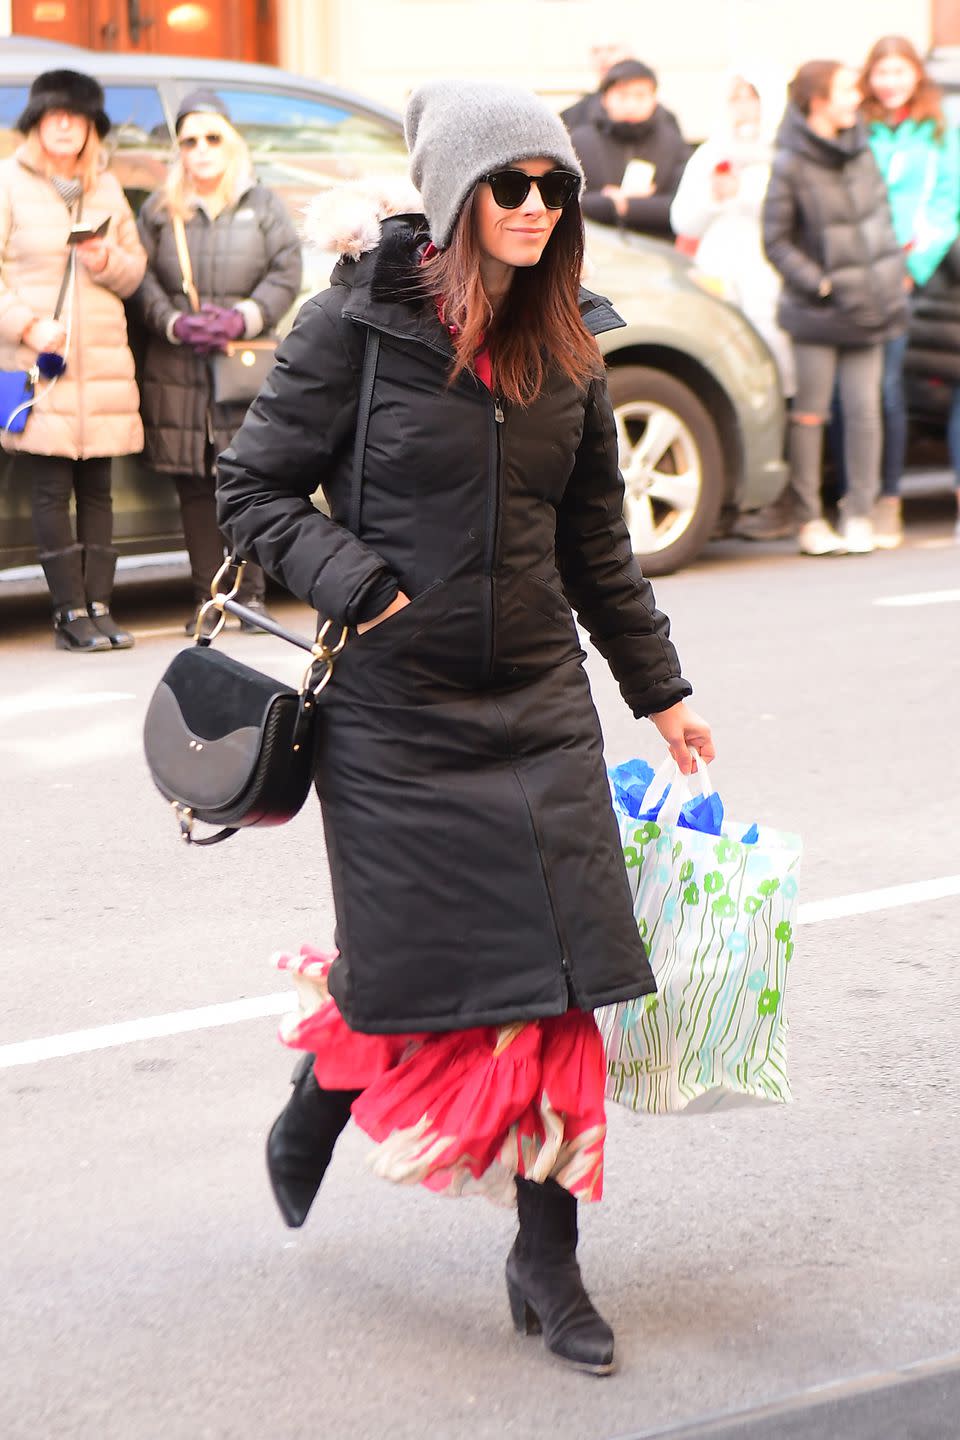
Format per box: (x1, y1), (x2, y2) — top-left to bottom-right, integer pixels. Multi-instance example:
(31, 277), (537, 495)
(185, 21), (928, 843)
(133, 90), (302, 631)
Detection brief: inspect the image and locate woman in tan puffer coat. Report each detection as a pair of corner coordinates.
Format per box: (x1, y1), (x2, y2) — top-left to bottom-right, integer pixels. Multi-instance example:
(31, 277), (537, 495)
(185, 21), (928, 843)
(0, 69), (146, 651)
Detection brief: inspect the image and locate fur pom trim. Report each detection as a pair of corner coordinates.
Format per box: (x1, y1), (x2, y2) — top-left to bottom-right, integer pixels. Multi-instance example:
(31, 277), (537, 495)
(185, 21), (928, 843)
(302, 176), (423, 259)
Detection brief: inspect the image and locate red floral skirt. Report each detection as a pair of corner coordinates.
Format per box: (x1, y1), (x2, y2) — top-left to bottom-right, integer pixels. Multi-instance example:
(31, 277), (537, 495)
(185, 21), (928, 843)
(274, 945), (607, 1205)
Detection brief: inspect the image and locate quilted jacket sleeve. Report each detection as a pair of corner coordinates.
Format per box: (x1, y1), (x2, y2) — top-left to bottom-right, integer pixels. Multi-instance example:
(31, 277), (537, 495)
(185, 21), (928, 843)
(762, 153), (825, 297)
(245, 187), (302, 332)
(132, 195), (181, 338)
(216, 292), (399, 626)
(556, 376), (693, 718)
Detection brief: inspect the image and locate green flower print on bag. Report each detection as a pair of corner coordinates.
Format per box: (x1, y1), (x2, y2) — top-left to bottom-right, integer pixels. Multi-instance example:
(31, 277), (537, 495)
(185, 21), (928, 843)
(679, 860), (695, 883)
(711, 895), (737, 919)
(758, 988), (780, 1017)
(703, 870), (724, 894)
(683, 882), (700, 905)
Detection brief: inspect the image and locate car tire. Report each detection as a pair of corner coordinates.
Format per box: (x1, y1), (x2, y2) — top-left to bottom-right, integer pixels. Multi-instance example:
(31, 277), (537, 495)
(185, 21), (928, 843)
(605, 365), (725, 576)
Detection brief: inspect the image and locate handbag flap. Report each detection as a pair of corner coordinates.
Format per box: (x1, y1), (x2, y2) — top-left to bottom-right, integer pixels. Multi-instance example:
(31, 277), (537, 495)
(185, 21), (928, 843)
(152, 645), (295, 739)
(143, 646), (302, 810)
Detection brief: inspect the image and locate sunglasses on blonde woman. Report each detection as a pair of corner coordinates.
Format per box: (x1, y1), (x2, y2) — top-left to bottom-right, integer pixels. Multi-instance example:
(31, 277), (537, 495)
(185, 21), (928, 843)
(179, 132), (224, 150)
(480, 169), (580, 210)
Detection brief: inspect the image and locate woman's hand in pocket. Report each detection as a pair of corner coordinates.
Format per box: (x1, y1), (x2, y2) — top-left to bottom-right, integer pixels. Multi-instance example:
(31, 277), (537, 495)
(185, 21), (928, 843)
(357, 591), (410, 635)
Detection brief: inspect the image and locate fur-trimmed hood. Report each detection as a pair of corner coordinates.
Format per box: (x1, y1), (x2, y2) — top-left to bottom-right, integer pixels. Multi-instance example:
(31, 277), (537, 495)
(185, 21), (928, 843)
(302, 176), (423, 261)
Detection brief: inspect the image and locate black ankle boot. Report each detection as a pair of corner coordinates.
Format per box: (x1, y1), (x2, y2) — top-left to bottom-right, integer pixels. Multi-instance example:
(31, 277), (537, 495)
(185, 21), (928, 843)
(84, 546), (134, 648)
(54, 606), (112, 652)
(505, 1177), (615, 1376)
(40, 546), (111, 652)
(265, 1053), (360, 1228)
(87, 601), (134, 649)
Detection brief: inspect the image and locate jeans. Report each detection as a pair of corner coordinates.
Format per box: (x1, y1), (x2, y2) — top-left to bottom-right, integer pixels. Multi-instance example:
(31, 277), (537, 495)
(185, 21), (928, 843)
(27, 455), (113, 554)
(880, 331), (909, 497)
(948, 387), (960, 479)
(789, 343), (883, 524)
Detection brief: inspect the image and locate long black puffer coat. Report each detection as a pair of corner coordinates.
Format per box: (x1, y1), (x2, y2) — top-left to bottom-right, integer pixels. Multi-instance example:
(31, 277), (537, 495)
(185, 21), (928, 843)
(133, 179), (302, 475)
(763, 104), (908, 347)
(217, 214), (692, 1035)
(906, 238), (960, 382)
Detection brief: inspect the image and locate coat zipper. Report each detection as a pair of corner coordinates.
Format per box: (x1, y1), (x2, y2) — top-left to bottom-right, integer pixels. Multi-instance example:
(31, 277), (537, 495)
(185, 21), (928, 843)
(483, 396), (505, 681)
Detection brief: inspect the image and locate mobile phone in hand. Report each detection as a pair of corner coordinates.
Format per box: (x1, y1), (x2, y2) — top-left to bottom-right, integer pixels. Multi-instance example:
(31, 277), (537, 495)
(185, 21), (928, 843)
(67, 216), (110, 245)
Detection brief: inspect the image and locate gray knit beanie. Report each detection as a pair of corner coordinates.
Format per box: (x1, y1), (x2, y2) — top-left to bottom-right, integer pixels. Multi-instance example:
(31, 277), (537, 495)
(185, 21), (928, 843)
(404, 80), (583, 249)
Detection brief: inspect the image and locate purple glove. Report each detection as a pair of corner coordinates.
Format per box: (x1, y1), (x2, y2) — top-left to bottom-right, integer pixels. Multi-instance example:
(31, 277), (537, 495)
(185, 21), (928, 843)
(172, 312), (212, 349)
(198, 303), (246, 351)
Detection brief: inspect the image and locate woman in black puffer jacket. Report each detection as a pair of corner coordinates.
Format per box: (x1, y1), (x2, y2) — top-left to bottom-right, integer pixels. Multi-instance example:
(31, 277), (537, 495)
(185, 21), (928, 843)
(763, 60), (908, 556)
(217, 80), (714, 1377)
(133, 90), (302, 631)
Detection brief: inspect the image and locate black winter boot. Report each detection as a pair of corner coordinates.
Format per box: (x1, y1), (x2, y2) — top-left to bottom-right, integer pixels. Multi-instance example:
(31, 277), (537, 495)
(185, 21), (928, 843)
(84, 544), (134, 649)
(265, 1053), (361, 1228)
(505, 1177), (615, 1376)
(40, 545), (111, 652)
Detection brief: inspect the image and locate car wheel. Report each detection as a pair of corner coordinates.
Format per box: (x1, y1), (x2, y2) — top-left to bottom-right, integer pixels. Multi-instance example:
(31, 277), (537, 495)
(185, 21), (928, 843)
(606, 365), (725, 576)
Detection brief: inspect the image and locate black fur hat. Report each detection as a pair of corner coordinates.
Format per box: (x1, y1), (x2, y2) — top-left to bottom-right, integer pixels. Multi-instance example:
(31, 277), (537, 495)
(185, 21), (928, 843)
(17, 69), (111, 139)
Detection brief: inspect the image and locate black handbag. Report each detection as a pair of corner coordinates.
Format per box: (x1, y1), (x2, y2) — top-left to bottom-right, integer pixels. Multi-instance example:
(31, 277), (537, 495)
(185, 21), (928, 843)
(142, 326), (380, 846)
(142, 562), (348, 845)
(210, 338), (278, 406)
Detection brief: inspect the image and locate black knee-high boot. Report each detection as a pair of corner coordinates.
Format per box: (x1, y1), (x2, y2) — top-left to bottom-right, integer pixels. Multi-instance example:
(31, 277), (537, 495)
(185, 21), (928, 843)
(505, 1176), (615, 1376)
(84, 544), (134, 649)
(265, 1053), (361, 1228)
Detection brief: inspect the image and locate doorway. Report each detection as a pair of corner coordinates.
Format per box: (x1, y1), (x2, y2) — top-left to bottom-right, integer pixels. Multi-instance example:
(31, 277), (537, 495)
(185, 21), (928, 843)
(11, 0), (279, 64)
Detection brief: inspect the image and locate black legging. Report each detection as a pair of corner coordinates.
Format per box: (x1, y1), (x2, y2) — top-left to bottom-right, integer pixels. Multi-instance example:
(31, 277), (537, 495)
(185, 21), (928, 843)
(27, 455), (113, 553)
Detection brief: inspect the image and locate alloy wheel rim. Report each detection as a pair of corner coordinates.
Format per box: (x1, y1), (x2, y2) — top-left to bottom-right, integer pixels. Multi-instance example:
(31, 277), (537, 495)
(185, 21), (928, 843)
(614, 400), (703, 554)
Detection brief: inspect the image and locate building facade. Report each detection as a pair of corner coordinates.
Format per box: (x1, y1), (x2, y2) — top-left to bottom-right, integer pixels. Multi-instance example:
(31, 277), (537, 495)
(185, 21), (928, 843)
(5, 0), (954, 139)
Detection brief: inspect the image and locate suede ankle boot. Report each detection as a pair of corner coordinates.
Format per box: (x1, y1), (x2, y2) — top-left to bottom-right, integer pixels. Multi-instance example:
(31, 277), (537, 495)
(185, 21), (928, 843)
(505, 1176), (615, 1376)
(265, 1053), (360, 1228)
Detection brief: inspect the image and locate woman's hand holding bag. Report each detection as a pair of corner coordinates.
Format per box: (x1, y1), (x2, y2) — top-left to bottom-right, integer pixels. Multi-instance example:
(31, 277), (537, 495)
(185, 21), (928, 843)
(650, 699), (716, 773)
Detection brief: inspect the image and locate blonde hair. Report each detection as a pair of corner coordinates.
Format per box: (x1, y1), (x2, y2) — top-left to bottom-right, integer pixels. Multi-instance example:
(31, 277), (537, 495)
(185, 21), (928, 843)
(24, 123), (103, 194)
(162, 116), (250, 220)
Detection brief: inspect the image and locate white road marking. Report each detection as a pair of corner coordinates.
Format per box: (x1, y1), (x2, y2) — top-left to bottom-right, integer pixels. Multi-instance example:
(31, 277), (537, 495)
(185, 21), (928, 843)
(873, 588), (960, 608)
(0, 690), (135, 720)
(2, 873), (958, 1068)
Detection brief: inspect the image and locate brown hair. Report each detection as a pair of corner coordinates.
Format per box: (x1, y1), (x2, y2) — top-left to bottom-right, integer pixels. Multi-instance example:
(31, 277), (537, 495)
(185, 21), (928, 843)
(789, 61), (843, 117)
(860, 35), (946, 140)
(418, 192), (604, 407)
(24, 121), (103, 194)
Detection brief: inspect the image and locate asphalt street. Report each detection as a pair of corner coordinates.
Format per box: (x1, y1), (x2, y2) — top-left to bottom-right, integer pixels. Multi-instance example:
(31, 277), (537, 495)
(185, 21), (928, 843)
(2, 477), (959, 1440)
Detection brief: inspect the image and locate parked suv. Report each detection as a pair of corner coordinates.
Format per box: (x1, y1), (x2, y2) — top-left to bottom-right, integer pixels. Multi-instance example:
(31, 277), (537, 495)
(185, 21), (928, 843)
(0, 38), (785, 577)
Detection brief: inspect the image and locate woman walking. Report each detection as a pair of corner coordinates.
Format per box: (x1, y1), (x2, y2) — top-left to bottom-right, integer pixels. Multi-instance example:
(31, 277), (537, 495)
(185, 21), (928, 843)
(860, 36), (960, 548)
(763, 60), (908, 556)
(0, 69), (146, 650)
(133, 91), (301, 633)
(217, 81), (713, 1376)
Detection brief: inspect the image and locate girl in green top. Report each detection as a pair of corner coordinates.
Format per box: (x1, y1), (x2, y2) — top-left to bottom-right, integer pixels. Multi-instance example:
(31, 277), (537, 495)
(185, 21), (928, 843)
(861, 35), (960, 546)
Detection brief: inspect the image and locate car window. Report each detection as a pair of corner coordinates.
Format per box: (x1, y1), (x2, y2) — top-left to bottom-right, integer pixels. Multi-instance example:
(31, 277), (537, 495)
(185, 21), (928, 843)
(102, 86), (172, 215)
(103, 85), (170, 150)
(0, 85), (29, 159)
(208, 86), (407, 199)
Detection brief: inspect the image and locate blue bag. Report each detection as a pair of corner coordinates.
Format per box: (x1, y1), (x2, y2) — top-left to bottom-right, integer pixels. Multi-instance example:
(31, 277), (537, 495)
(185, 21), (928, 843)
(0, 369), (35, 434)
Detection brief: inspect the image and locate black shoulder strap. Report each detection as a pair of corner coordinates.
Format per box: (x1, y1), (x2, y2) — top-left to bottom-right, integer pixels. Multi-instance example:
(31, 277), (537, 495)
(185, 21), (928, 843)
(349, 326), (380, 535)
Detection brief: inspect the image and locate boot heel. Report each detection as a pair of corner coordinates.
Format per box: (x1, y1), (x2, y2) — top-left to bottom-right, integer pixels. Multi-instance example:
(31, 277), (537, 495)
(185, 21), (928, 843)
(506, 1275), (541, 1336)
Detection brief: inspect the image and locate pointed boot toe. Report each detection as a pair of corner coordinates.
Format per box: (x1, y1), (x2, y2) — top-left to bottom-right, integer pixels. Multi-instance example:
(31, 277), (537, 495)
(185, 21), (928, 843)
(264, 1055), (360, 1229)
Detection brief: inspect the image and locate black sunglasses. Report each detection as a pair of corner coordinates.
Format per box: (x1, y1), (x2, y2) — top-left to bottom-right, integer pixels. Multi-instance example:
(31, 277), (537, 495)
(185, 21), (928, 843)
(480, 168), (580, 210)
(179, 132), (224, 149)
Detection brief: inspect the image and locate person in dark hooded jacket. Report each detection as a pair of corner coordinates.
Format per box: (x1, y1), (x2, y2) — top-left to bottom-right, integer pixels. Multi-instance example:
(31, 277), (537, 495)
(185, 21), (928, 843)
(216, 79), (713, 1377)
(133, 90), (302, 634)
(762, 60), (908, 556)
(570, 59), (690, 238)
